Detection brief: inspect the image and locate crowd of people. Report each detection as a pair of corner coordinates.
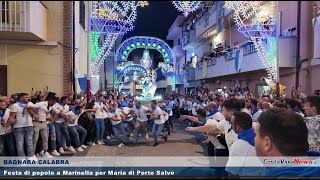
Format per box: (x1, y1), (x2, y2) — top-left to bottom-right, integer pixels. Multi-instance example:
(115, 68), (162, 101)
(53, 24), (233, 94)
(0, 87), (174, 161)
(0, 85), (320, 177)
(174, 86), (320, 176)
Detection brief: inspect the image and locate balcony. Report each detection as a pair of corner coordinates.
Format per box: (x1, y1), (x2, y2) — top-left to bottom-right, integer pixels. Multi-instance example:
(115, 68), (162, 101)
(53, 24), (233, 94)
(182, 30), (201, 50)
(196, 5), (233, 38)
(0, 1), (47, 41)
(194, 38), (296, 80)
(185, 67), (195, 81)
(175, 75), (183, 84)
(172, 44), (184, 59)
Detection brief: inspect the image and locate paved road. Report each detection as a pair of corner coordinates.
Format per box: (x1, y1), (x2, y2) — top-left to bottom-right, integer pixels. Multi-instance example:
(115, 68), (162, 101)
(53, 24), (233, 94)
(74, 119), (208, 157)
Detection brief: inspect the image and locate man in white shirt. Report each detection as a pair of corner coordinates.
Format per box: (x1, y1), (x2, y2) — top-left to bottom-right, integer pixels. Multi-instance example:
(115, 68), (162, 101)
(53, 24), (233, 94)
(5, 93), (36, 159)
(29, 95), (58, 158)
(120, 104), (135, 137)
(226, 111), (265, 176)
(186, 98), (193, 116)
(150, 100), (167, 147)
(180, 96), (186, 115)
(250, 99), (263, 122)
(132, 101), (150, 142)
(66, 106), (92, 152)
(186, 98), (241, 152)
(0, 99), (11, 156)
(52, 96), (75, 153)
(108, 103), (129, 148)
(94, 95), (108, 145)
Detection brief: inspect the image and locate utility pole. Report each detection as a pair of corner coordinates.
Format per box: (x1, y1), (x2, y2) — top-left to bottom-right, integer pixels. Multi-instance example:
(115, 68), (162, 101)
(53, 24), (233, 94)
(86, 1), (92, 102)
(276, 1), (280, 96)
(295, 1), (301, 91)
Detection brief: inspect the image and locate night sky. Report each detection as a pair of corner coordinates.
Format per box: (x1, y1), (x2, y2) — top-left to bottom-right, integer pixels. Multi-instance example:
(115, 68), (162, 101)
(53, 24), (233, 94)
(122, 1), (181, 46)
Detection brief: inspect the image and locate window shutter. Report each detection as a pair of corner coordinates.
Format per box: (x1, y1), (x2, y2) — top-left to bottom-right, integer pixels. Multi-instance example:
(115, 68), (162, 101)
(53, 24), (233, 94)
(0, 66), (7, 96)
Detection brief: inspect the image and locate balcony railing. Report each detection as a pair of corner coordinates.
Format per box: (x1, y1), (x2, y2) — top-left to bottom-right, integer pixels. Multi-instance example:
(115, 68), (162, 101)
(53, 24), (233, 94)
(0, 1), (47, 41)
(224, 43), (257, 61)
(0, 1), (28, 32)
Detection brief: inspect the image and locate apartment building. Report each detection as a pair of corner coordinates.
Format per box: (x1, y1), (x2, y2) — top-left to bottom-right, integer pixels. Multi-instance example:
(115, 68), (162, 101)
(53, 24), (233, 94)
(166, 15), (186, 93)
(0, 1), (73, 97)
(168, 1), (320, 96)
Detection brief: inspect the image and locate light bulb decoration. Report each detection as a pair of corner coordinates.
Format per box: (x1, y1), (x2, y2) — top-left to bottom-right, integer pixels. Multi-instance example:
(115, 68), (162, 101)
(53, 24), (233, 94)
(140, 49), (152, 68)
(172, 1), (202, 17)
(115, 36), (176, 94)
(224, 1), (278, 81)
(89, 1), (148, 76)
(116, 36), (175, 65)
(115, 36), (175, 100)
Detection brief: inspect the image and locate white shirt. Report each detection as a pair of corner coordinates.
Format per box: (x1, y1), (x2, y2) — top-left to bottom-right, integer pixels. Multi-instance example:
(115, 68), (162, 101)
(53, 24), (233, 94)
(10, 102), (34, 129)
(187, 101), (193, 111)
(152, 106), (165, 124)
(66, 110), (84, 126)
(192, 103), (198, 116)
(132, 105), (149, 122)
(208, 111), (225, 122)
(225, 139), (265, 176)
(251, 109), (263, 122)
(108, 109), (122, 126)
(241, 108), (251, 116)
(122, 107), (133, 121)
(0, 109), (11, 135)
(216, 119), (238, 150)
(180, 99), (185, 109)
(94, 101), (108, 119)
(52, 103), (69, 123)
(205, 119), (226, 150)
(30, 101), (54, 122)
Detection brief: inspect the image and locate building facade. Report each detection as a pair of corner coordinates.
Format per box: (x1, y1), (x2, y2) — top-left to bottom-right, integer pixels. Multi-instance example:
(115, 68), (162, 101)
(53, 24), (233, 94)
(167, 1), (320, 96)
(0, 1), (73, 97)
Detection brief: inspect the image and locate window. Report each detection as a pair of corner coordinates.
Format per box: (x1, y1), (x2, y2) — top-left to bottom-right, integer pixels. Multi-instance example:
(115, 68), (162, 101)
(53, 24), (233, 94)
(1, 1), (9, 23)
(79, 1), (85, 29)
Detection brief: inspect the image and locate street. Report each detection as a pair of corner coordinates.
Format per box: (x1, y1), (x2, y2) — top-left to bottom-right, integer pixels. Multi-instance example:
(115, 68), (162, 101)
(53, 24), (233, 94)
(74, 120), (207, 157)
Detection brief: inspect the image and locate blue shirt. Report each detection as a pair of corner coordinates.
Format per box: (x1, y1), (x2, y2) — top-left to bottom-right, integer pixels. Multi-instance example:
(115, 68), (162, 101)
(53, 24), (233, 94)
(167, 103), (173, 110)
(161, 105), (167, 112)
(238, 128), (255, 146)
(121, 101), (129, 107)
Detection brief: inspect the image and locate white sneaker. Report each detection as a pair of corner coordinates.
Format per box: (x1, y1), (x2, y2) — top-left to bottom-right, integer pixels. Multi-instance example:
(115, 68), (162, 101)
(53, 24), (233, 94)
(39, 150), (44, 156)
(63, 146), (68, 150)
(81, 145), (87, 149)
(145, 134), (149, 140)
(51, 150), (60, 156)
(28, 155), (38, 162)
(97, 141), (102, 145)
(76, 147), (84, 152)
(67, 146), (76, 153)
(101, 141), (105, 145)
(117, 143), (125, 148)
(106, 136), (111, 140)
(43, 152), (53, 158)
(59, 147), (65, 154)
(35, 153), (40, 157)
(88, 142), (95, 146)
